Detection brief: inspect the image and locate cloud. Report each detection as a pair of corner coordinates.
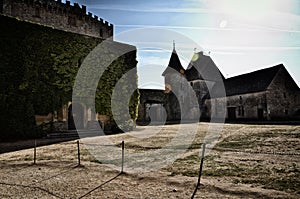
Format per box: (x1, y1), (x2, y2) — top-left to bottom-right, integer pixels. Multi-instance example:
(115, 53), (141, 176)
(116, 24), (300, 33)
(88, 3), (218, 14)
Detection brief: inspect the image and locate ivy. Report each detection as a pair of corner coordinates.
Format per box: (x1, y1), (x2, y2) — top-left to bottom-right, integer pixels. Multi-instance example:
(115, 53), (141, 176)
(0, 15), (139, 139)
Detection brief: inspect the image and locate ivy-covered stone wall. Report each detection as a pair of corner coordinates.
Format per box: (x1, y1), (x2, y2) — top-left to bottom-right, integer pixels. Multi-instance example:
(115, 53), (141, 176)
(0, 15), (138, 139)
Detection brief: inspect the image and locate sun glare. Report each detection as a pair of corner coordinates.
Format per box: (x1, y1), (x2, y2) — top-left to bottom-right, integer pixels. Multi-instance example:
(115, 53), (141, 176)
(207, 0), (294, 24)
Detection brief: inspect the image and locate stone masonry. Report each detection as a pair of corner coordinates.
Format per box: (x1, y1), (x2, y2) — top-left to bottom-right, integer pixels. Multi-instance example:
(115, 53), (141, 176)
(1, 0), (113, 39)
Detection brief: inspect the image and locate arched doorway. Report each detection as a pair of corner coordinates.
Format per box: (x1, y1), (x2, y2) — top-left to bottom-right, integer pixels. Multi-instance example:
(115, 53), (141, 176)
(68, 103), (84, 130)
(145, 102), (166, 123)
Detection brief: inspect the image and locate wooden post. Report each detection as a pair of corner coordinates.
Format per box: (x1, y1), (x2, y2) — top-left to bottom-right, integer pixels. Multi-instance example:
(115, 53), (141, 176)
(77, 140), (80, 166)
(121, 141), (124, 173)
(33, 139), (37, 164)
(191, 143), (206, 199)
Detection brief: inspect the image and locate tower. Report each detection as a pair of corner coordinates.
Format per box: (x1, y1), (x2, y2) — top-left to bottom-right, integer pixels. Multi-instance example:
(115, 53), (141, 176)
(185, 51), (225, 117)
(162, 41), (186, 93)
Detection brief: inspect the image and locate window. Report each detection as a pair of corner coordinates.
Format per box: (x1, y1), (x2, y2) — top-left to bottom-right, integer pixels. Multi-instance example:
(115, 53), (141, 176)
(100, 29), (103, 37)
(283, 92), (287, 98)
(238, 106), (244, 116)
(190, 82), (194, 87)
(34, 7), (40, 17)
(285, 109), (288, 115)
(239, 96), (243, 104)
(77, 59), (82, 68)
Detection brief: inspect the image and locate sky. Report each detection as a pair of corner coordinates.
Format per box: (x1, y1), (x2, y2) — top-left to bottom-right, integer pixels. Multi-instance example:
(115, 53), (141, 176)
(71, 0), (300, 89)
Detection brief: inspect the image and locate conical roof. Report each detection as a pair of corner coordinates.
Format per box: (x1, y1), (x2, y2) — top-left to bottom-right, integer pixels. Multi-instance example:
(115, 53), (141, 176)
(162, 46), (185, 76)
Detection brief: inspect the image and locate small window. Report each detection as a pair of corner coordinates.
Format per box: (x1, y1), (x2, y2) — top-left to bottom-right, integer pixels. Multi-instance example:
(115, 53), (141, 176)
(283, 93), (287, 98)
(238, 106), (245, 116)
(100, 29), (103, 37)
(77, 59), (82, 68)
(190, 82), (193, 87)
(34, 7), (40, 17)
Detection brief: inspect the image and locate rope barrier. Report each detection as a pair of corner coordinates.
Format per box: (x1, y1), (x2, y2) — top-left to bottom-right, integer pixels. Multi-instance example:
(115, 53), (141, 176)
(0, 139), (299, 198)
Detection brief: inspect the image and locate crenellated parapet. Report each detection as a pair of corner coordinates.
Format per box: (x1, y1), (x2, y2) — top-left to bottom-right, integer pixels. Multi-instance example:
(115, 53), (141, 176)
(1, 0), (113, 39)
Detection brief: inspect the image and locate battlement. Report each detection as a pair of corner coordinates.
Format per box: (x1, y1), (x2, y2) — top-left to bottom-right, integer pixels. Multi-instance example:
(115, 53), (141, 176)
(1, 0), (113, 39)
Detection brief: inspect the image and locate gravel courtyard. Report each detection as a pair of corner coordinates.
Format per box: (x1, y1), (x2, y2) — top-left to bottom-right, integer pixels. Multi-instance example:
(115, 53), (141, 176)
(0, 123), (299, 198)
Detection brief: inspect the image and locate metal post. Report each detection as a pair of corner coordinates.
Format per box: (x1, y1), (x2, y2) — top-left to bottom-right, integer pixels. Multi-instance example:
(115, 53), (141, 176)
(77, 140), (80, 166)
(121, 141), (124, 173)
(191, 143), (206, 199)
(33, 139), (36, 164)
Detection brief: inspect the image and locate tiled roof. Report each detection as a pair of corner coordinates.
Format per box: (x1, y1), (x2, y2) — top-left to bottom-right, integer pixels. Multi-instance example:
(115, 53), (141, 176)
(223, 64), (283, 96)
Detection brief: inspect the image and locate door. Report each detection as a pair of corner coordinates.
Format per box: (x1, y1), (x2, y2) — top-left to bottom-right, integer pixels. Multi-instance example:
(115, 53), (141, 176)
(227, 107), (236, 121)
(257, 108), (264, 120)
(68, 103), (84, 130)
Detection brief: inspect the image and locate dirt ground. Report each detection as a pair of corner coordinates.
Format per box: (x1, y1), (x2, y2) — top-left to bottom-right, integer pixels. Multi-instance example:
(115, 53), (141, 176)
(0, 123), (299, 198)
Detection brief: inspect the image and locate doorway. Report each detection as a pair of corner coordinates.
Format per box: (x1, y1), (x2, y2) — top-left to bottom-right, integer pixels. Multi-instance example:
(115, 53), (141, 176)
(145, 103), (166, 124)
(68, 103), (84, 130)
(257, 108), (264, 120)
(227, 107), (236, 121)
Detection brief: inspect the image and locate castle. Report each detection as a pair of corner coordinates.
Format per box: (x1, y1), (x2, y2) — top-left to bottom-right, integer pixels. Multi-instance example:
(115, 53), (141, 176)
(0, 0), (138, 136)
(137, 45), (300, 123)
(0, 0), (113, 39)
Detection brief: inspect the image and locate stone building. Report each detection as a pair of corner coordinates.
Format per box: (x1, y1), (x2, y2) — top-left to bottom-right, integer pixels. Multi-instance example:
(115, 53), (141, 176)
(137, 46), (300, 123)
(0, 0), (113, 39)
(1, 0), (138, 133)
(207, 64), (300, 121)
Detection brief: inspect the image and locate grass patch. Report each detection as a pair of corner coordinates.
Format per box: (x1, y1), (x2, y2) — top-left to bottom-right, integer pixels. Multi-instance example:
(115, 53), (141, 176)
(166, 151), (299, 194)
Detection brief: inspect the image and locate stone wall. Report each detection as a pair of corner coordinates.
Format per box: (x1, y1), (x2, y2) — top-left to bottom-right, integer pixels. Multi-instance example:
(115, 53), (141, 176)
(0, 14), (137, 135)
(266, 67), (300, 119)
(1, 0), (113, 39)
(204, 67), (300, 121)
(206, 91), (268, 120)
(137, 89), (181, 123)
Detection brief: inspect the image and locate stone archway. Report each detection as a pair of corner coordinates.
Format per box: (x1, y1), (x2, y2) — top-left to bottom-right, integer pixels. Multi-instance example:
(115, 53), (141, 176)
(145, 102), (166, 124)
(68, 103), (84, 130)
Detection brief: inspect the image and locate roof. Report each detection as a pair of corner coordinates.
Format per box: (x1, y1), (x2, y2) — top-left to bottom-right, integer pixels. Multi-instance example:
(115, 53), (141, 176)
(162, 49), (185, 76)
(223, 64), (283, 96)
(185, 52), (225, 82)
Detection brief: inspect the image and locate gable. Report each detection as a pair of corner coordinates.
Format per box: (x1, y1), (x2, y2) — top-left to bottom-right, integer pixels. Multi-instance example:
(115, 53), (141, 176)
(268, 66), (300, 92)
